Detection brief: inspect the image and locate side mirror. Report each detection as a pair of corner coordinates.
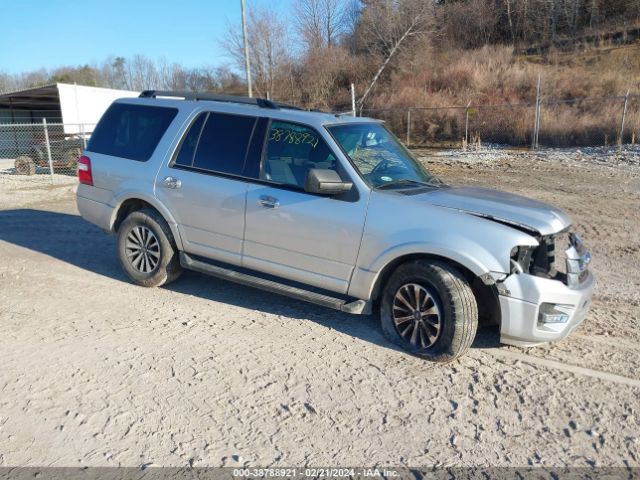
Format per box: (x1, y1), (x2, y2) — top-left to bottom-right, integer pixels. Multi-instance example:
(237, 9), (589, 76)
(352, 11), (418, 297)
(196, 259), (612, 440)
(305, 169), (353, 196)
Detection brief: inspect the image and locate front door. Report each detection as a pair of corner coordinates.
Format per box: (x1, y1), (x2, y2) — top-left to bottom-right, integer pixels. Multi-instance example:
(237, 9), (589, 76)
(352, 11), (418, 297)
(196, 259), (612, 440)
(243, 120), (368, 294)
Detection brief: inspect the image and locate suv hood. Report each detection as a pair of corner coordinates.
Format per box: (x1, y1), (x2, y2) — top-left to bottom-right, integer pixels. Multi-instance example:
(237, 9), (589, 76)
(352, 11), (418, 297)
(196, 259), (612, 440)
(423, 187), (571, 236)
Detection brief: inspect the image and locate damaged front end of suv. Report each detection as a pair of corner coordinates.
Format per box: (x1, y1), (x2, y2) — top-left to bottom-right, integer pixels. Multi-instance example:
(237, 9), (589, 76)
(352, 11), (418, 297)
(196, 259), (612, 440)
(498, 227), (594, 347)
(421, 185), (595, 348)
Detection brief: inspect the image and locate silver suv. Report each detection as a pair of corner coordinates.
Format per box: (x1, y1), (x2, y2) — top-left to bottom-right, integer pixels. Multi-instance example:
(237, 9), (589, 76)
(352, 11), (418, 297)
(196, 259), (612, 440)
(76, 91), (594, 362)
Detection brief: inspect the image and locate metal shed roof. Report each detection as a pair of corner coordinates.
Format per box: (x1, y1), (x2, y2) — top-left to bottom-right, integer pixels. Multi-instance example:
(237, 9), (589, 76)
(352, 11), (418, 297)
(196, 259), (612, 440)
(0, 84), (61, 110)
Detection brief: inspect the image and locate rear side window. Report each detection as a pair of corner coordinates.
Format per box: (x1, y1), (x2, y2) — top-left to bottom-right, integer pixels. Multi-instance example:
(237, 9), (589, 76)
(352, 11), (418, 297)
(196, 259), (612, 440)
(88, 103), (177, 161)
(191, 113), (256, 175)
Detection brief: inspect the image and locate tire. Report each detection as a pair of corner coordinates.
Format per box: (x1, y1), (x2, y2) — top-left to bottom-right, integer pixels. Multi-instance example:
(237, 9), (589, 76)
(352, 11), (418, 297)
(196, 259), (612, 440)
(380, 259), (478, 362)
(15, 155), (36, 175)
(117, 208), (183, 287)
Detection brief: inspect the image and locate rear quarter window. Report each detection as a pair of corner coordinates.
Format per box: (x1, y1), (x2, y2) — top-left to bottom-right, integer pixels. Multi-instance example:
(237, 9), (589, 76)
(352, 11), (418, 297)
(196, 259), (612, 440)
(88, 103), (178, 161)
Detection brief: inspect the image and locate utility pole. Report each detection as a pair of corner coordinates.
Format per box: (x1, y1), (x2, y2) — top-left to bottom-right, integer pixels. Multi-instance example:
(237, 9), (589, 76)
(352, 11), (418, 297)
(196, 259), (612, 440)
(240, 0), (252, 98)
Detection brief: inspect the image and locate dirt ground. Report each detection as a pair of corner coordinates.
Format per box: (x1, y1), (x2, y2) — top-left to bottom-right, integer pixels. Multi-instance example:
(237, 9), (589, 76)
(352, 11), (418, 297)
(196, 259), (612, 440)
(0, 149), (639, 469)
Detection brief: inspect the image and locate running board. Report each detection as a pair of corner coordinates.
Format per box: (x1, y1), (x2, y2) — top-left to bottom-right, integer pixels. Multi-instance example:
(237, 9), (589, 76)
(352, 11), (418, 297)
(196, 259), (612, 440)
(179, 253), (371, 315)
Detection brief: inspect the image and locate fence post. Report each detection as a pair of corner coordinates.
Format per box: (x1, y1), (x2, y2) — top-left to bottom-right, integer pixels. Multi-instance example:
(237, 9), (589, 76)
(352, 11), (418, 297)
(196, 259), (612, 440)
(406, 109), (412, 146)
(618, 89), (630, 148)
(42, 118), (54, 185)
(536, 95), (542, 149)
(80, 123), (87, 149)
(464, 101), (471, 150)
(532, 74), (541, 150)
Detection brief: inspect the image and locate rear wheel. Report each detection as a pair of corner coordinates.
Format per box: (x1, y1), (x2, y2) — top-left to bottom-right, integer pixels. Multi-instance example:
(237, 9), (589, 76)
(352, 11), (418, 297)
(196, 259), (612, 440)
(380, 260), (478, 362)
(15, 155), (36, 175)
(117, 209), (182, 287)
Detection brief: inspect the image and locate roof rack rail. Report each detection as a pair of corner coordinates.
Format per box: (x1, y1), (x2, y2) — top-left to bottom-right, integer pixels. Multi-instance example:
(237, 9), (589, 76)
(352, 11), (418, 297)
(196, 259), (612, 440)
(138, 90), (302, 111)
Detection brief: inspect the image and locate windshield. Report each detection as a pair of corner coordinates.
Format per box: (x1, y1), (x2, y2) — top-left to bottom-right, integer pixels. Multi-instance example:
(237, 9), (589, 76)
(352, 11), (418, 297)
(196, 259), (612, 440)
(327, 123), (444, 189)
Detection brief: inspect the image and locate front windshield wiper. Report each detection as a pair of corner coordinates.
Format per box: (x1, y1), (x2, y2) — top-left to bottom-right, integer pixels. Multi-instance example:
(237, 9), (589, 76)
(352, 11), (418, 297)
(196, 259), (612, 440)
(376, 179), (444, 190)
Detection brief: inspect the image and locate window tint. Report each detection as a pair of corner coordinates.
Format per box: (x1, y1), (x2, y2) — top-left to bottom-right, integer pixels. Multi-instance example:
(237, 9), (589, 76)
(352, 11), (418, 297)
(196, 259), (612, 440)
(242, 117), (269, 179)
(192, 113), (256, 175)
(88, 103), (177, 161)
(262, 121), (336, 188)
(174, 113), (207, 167)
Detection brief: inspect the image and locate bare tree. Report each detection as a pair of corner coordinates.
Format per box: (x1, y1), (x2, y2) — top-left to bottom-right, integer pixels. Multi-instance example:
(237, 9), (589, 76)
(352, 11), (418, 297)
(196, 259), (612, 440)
(297, 44), (353, 109)
(0, 72), (19, 93)
(222, 7), (291, 99)
(296, 0), (348, 50)
(504, 0), (516, 43)
(356, 0), (436, 111)
(17, 69), (49, 90)
(126, 55), (160, 91)
(563, 0), (581, 36)
(588, 0), (599, 28)
(157, 58), (187, 90)
(108, 57), (130, 89)
(184, 67), (219, 92)
(214, 66), (246, 95)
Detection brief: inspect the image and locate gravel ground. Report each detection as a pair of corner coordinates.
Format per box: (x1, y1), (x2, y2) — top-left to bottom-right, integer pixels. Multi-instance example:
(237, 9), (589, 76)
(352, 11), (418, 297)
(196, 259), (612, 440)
(0, 149), (638, 469)
(0, 161), (77, 210)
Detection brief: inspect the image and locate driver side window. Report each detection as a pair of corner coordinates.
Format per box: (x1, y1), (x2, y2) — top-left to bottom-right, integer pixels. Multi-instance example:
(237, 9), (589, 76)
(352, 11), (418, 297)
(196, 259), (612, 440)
(261, 121), (337, 188)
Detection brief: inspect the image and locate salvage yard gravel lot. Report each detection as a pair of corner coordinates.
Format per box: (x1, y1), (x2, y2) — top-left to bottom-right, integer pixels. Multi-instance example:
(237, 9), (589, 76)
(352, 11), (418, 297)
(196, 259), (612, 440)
(0, 148), (638, 468)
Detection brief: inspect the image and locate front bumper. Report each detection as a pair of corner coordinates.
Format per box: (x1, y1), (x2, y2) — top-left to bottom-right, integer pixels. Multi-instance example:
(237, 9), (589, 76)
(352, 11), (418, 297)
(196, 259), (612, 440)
(498, 270), (595, 347)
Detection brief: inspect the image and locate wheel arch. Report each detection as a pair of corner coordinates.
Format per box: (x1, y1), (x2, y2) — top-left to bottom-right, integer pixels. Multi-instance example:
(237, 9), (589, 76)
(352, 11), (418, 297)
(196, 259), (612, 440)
(370, 253), (502, 328)
(110, 194), (184, 251)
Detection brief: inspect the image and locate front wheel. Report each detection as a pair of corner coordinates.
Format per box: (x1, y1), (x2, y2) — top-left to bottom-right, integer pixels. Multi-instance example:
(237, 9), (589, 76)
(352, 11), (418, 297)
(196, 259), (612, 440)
(380, 260), (478, 362)
(117, 209), (183, 287)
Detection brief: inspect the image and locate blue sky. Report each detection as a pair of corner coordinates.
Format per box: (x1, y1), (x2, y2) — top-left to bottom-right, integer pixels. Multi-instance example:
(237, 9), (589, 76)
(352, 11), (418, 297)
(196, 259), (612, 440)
(0, 0), (288, 74)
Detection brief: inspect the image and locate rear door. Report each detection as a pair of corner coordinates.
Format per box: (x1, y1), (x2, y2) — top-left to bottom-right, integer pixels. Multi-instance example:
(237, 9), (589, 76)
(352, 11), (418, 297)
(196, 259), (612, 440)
(154, 111), (265, 266)
(242, 120), (368, 294)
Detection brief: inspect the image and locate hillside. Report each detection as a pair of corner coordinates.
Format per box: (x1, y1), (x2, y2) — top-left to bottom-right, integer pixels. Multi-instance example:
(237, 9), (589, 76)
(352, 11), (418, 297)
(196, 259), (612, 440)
(367, 42), (640, 147)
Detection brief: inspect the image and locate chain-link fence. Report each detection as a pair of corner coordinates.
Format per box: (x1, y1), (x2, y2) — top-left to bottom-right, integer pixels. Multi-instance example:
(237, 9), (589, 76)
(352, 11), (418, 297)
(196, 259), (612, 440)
(362, 93), (640, 150)
(0, 121), (94, 181)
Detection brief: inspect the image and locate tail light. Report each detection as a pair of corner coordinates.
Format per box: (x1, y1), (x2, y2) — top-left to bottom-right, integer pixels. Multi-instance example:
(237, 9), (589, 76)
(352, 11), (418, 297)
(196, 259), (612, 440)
(78, 155), (93, 185)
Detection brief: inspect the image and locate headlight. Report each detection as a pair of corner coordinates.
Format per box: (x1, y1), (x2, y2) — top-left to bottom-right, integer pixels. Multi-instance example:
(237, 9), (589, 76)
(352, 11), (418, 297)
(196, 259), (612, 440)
(566, 233), (591, 287)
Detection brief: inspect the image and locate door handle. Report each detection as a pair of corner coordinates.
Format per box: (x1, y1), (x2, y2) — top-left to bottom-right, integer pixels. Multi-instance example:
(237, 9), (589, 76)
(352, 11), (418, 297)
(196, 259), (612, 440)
(162, 176), (182, 189)
(258, 195), (279, 209)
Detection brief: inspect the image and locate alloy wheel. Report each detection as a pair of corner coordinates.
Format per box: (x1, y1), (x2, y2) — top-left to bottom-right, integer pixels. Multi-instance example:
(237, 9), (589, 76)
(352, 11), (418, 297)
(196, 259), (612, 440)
(392, 283), (442, 349)
(125, 226), (160, 274)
